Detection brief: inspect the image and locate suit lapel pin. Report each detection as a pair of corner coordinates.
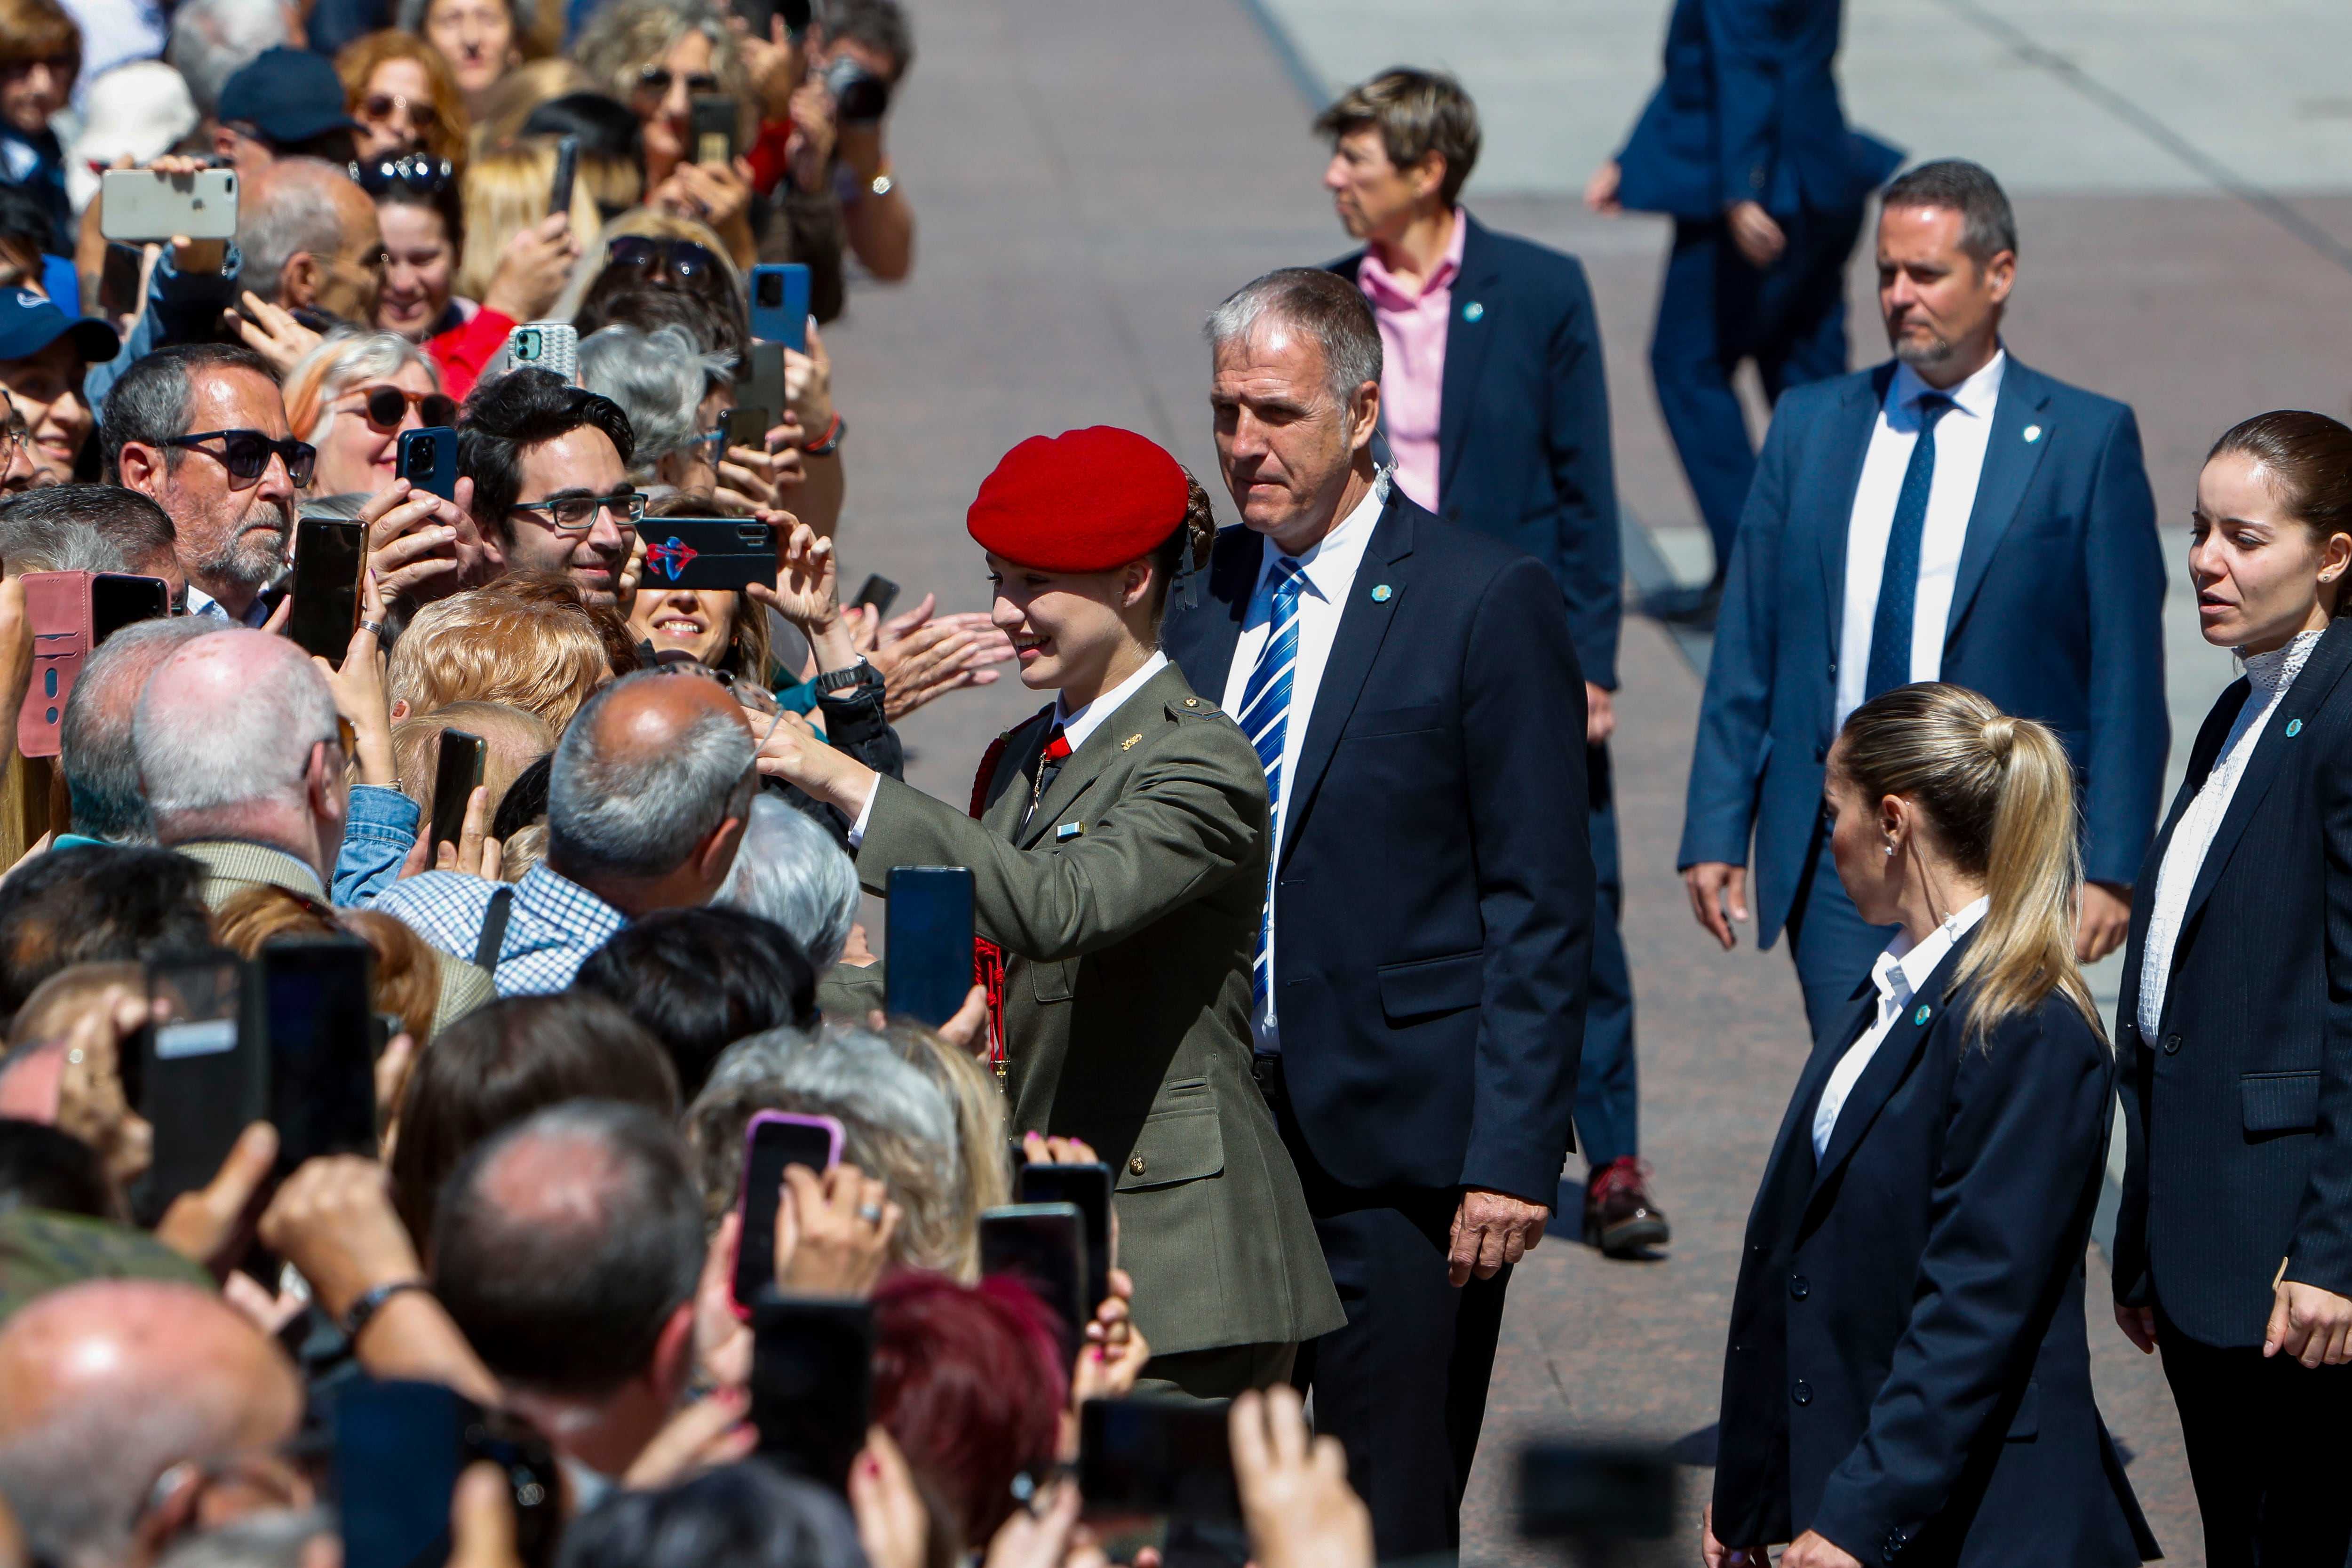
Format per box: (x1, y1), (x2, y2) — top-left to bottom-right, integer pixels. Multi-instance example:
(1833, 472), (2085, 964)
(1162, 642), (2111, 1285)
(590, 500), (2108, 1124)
(1120, 733), (1142, 750)
(2288, 718), (2304, 737)
(1371, 583), (1393, 603)
(1462, 301), (1484, 322)
(1056, 821), (1084, 841)
(2023, 424), (2043, 443)
(1913, 1003), (1932, 1026)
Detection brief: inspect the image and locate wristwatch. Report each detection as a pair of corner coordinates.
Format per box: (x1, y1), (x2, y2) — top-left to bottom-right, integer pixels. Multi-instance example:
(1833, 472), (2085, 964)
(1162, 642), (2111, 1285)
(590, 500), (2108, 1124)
(815, 659), (878, 693)
(341, 1278), (432, 1342)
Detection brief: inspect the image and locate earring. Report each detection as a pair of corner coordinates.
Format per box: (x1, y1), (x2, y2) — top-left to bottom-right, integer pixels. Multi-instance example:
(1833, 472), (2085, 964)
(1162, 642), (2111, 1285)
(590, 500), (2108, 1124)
(1884, 840), (1897, 857)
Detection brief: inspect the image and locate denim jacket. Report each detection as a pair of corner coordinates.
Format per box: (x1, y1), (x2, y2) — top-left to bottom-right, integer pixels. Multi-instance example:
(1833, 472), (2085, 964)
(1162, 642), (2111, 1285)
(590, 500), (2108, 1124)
(334, 785), (419, 907)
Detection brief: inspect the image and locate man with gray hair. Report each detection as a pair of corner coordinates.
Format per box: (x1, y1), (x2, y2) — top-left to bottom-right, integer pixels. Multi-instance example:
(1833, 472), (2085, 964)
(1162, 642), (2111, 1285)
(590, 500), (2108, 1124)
(58, 616), (215, 846)
(0, 484), (186, 604)
(236, 158), (385, 327)
(1163, 264), (1593, 1556)
(375, 668), (759, 994)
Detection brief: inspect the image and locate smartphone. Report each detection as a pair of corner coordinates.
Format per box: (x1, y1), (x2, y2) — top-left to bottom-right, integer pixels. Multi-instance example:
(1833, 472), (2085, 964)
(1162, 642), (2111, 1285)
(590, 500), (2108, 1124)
(508, 322), (578, 382)
(747, 263), (809, 352)
(97, 242), (144, 317)
(721, 405), (768, 452)
(1517, 1445), (1678, 1543)
(736, 340), (786, 430)
(547, 134), (579, 218)
(287, 518), (366, 664)
(16, 571), (170, 759)
(260, 937), (378, 1175)
(884, 866), (974, 1027)
(336, 1380), (566, 1568)
(100, 167), (238, 242)
(397, 424), (457, 501)
(635, 518), (777, 593)
(734, 1111), (845, 1308)
(1078, 1399), (1240, 1525)
(749, 1297), (874, 1491)
(851, 573), (899, 618)
(1017, 1162), (1112, 1316)
(979, 1202), (1089, 1362)
(133, 949), (260, 1222)
(689, 95), (739, 167)
(429, 730), (486, 863)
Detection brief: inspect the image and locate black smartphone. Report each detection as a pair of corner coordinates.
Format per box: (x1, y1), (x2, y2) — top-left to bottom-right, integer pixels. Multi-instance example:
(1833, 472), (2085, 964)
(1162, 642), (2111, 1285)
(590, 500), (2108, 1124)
(852, 573), (899, 618)
(884, 865), (973, 1027)
(1017, 1162), (1112, 1315)
(429, 729), (486, 863)
(335, 1380), (566, 1568)
(1078, 1398), (1240, 1525)
(97, 242), (143, 317)
(397, 425), (457, 501)
(689, 95), (738, 166)
(287, 517), (366, 663)
(1517, 1445), (1678, 1543)
(547, 134), (578, 217)
(260, 937), (378, 1175)
(734, 1112), (844, 1308)
(134, 949), (260, 1222)
(635, 518), (777, 593)
(92, 573), (168, 643)
(721, 406), (768, 452)
(749, 1296), (874, 1491)
(979, 1201), (1088, 1362)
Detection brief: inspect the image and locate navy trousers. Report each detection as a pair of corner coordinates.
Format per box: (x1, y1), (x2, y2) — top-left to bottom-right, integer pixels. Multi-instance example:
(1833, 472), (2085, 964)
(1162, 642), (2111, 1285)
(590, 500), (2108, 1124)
(1782, 831), (1897, 1041)
(1575, 742), (1637, 1165)
(1648, 205), (1866, 572)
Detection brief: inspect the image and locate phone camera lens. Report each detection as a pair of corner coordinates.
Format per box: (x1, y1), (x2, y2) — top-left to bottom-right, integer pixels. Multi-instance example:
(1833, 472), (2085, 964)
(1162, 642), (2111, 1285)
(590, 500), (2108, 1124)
(413, 437), (435, 466)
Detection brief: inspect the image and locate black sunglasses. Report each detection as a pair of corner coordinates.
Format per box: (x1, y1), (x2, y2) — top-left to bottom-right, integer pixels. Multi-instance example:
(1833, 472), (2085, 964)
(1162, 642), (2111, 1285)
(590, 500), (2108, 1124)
(606, 234), (718, 281)
(350, 154), (456, 196)
(635, 67), (720, 97)
(162, 429), (316, 488)
(346, 385), (458, 432)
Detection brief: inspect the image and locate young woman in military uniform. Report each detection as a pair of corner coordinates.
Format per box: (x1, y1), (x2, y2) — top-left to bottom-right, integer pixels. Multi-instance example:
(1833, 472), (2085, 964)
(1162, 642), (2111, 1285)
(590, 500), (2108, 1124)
(755, 425), (1342, 1399)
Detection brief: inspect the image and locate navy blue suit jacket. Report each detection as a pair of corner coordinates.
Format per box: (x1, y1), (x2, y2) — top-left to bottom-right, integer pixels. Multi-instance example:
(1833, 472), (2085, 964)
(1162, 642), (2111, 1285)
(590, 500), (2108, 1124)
(1328, 212), (1622, 688)
(1679, 356), (2168, 946)
(1162, 491), (1595, 1204)
(1614, 0), (1901, 221)
(1714, 952), (2156, 1563)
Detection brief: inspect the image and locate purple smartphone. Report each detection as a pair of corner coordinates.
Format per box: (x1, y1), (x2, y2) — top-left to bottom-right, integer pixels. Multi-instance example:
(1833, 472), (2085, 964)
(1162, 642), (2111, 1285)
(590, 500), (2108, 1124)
(734, 1110), (845, 1307)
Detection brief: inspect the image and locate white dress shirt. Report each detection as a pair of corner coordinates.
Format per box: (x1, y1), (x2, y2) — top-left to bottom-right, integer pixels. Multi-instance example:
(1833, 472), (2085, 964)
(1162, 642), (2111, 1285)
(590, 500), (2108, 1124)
(2135, 628), (2325, 1038)
(1813, 895), (1990, 1160)
(1834, 350), (2007, 731)
(1219, 473), (1389, 1050)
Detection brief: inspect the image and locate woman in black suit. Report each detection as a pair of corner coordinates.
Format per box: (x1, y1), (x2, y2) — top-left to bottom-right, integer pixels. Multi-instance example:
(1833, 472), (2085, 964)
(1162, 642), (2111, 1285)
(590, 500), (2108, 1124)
(1705, 683), (2156, 1568)
(2111, 411), (2352, 1568)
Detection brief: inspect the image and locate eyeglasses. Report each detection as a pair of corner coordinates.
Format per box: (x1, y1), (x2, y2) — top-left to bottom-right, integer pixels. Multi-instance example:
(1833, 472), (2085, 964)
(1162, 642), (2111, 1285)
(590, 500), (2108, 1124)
(635, 67), (720, 97)
(350, 153), (456, 196)
(509, 489), (645, 532)
(358, 92), (440, 129)
(340, 384), (458, 432)
(162, 429), (317, 488)
(605, 235), (719, 281)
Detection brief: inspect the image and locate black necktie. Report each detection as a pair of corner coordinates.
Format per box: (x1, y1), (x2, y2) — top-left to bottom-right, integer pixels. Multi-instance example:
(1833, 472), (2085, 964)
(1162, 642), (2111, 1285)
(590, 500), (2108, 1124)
(1865, 392), (1956, 702)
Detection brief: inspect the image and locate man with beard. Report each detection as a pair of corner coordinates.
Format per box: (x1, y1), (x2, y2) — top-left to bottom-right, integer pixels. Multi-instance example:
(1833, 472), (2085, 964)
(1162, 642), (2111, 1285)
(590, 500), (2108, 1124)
(101, 343), (304, 625)
(1679, 159), (2167, 1037)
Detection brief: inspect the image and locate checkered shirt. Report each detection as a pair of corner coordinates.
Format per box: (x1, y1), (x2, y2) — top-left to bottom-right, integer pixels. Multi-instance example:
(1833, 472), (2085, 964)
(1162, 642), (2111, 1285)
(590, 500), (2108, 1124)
(373, 863), (628, 996)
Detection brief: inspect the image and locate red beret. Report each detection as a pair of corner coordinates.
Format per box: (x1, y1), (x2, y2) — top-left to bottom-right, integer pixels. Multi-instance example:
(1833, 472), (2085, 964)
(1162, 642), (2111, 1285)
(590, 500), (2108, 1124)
(966, 427), (1190, 573)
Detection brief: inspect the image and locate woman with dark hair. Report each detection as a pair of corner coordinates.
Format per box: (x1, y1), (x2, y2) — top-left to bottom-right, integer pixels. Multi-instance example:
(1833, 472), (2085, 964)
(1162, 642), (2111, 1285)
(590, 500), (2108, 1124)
(752, 426), (1342, 1398)
(572, 907), (817, 1097)
(2112, 410), (2352, 1567)
(1706, 684), (2156, 1568)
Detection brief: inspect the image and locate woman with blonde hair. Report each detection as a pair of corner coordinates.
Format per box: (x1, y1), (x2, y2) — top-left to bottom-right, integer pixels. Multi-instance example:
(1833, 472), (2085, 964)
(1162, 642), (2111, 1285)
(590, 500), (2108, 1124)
(1705, 684), (2157, 1568)
(426, 138), (593, 396)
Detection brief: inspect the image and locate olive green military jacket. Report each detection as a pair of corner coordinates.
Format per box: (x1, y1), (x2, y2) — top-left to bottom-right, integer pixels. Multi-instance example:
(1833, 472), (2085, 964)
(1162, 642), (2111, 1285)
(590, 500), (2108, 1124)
(856, 661), (1343, 1357)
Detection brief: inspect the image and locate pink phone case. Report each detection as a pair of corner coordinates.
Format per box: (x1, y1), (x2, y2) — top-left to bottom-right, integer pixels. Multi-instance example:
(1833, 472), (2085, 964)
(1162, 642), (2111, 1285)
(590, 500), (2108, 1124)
(732, 1111), (846, 1316)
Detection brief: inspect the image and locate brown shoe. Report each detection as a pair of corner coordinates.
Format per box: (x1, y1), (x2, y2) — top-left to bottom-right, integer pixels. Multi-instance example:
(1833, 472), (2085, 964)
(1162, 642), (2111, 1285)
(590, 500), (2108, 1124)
(1584, 1157), (1669, 1258)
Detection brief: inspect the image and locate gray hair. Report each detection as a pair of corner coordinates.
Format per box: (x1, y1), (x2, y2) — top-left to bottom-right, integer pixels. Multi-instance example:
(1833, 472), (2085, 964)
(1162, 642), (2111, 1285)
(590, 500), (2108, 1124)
(155, 1510), (333, 1568)
(0, 489), (135, 575)
(100, 343), (281, 484)
(548, 671), (757, 880)
(133, 630), (339, 827)
(688, 1023), (965, 1273)
(237, 159), (349, 306)
(164, 0), (292, 120)
(299, 492), (373, 520)
(717, 795), (859, 970)
(0, 1401), (225, 1568)
(292, 329), (437, 447)
(1205, 266), (1383, 407)
(579, 325), (730, 469)
(1881, 158), (2018, 265)
(61, 617), (218, 844)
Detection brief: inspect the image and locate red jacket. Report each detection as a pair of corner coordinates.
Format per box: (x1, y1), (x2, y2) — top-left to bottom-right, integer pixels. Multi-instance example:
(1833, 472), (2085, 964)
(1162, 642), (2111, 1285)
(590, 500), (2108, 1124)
(427, 307), (515, 402)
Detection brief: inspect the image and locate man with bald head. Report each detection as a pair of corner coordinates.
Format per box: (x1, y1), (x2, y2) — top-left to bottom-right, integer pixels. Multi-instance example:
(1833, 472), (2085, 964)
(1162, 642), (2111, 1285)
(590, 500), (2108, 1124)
(237, 158), (386, 329)
(0, 1280), (303, 1568)
(374, 668), (759, 994)
(58, 617), (216, 847)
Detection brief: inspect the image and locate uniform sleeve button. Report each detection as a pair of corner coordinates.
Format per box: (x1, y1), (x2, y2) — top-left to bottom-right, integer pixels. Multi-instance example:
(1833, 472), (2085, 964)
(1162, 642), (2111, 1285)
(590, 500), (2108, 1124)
(1790, 1380), (1812, 1406)
(1788, 1274), (1809, 1299)
(1128, 1154), (1147, 1175)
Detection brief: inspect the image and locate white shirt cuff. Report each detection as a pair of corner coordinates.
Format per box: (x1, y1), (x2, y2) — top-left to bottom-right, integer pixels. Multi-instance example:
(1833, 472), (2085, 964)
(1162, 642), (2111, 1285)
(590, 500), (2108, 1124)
(845, 776), (881, 847)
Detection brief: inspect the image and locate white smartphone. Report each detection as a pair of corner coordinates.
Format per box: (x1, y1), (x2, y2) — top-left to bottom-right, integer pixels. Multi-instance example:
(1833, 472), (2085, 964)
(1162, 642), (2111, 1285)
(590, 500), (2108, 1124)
(99, 169), (238, 243)
(507, 321), (579, 383)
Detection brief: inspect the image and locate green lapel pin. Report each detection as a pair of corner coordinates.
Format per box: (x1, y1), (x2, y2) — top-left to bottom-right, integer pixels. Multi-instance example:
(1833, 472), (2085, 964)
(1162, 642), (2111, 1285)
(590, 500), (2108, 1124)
(1914, 1003), (1932, 1026)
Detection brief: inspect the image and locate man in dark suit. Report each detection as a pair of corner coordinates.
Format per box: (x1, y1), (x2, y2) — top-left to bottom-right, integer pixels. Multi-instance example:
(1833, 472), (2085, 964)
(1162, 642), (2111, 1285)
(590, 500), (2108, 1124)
(1163, 265), (1594, 1559)
(1680, 160), (2167, 1035)
(1314, 69), (1659, 1257)
(1590, 0), (1901, 621)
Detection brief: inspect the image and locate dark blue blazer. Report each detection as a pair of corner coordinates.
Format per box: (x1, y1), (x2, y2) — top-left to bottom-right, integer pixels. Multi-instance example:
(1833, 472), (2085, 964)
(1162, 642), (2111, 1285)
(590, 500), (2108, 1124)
(1162, 491), (1595, 1204)
(1614, 0), (1901, 221)
(2114, 613), (2352, 1346)
(1678, 356), (2168, 946)
(1714, 947), (2157, 1565)
(1328, 213), (1622, 688)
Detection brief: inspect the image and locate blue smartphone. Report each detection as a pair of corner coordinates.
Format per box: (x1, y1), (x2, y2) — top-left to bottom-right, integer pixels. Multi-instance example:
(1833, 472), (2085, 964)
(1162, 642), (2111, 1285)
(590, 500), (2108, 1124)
(884, 865), (974, 1027)
(748, 263), (810, 351)
(396, 425), (457, 501)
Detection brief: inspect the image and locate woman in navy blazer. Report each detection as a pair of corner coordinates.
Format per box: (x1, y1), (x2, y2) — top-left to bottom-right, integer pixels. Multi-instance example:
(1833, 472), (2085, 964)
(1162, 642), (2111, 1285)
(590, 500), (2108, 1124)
(1707, 684), (2155, 1568)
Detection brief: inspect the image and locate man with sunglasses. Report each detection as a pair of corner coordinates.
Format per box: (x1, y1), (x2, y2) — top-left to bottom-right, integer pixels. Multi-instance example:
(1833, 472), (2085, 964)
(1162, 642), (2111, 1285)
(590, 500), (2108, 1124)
(457, 367), (640, 607)
(103, 343), (307, 625)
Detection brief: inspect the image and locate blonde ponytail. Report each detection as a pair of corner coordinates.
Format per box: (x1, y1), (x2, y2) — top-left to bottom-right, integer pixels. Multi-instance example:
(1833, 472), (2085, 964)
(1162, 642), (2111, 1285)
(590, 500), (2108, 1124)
(1835, 685), (2103, 1049)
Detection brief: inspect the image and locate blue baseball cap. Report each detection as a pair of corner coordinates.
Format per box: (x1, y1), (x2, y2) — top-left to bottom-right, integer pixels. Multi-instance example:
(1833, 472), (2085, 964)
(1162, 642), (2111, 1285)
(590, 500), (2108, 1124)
(217, 47), (362, 147)
(0, 288), (120, 365)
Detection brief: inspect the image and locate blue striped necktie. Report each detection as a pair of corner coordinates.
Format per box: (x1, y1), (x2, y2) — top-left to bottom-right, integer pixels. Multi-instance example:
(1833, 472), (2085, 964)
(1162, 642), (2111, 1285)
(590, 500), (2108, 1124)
(1864, 392), (1955, 702)
(1237, 556), (1305, 1009)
